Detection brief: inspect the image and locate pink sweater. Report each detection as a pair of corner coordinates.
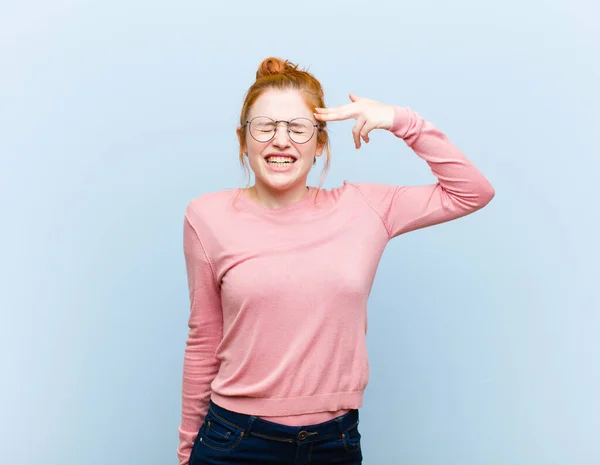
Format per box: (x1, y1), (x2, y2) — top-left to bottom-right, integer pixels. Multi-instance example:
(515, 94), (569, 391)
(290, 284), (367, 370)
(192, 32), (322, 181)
(177, 106), (495, 464)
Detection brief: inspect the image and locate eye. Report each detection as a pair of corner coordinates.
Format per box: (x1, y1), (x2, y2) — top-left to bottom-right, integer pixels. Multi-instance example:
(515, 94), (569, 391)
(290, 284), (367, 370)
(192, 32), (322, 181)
(289, 123), (310, 134)
(255, 124), (275, 132)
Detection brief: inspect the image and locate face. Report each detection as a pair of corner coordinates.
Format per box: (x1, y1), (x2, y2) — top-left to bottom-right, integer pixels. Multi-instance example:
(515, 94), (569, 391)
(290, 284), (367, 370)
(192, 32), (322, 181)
(239, 89), (324, 193)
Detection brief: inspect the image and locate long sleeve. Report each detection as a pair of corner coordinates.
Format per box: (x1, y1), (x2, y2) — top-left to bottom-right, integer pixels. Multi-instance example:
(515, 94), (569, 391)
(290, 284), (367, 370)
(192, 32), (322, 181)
(352, 106), (495, 238)
(177, 211), (223, 465)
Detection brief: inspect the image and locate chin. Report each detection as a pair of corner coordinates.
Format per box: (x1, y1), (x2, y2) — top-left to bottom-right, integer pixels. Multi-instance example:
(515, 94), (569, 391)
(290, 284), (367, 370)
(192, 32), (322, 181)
(264, 180), (300, 191)
(259, 174), (305, 191)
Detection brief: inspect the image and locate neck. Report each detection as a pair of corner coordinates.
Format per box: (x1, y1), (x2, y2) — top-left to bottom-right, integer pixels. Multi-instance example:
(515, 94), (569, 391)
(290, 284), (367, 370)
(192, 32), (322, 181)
(249, 181), (309, 209)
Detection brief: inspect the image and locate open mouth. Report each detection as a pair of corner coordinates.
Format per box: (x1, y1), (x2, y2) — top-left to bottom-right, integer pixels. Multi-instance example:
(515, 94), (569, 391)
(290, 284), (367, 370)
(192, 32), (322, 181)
(265, 155), (297, 167)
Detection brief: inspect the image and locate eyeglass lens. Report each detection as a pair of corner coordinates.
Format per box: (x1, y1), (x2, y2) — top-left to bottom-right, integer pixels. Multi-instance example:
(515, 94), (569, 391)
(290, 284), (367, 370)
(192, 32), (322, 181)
(249, 117), (315, 144)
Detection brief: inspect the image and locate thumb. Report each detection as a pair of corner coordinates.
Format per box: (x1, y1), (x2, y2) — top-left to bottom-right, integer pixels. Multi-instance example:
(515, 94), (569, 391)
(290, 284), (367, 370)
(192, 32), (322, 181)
(349, 92), (360, 102)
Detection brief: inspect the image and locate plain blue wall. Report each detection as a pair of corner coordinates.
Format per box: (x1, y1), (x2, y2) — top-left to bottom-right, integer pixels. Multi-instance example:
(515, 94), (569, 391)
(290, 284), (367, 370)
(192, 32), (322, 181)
(1, 1), (598, 464)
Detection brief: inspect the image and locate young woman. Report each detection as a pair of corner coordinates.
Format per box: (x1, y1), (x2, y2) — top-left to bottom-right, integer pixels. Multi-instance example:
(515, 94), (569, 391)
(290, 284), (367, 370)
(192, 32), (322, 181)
(178, 57), (495, 465)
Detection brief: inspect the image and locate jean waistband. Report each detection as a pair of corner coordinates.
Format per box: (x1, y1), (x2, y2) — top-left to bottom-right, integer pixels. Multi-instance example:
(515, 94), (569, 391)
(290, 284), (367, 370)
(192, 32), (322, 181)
(206, 399), (359, 444)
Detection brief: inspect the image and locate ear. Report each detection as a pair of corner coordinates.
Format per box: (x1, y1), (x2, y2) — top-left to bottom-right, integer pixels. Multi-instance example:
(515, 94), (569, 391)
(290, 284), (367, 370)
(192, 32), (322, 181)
(236, 126), (247, 154)
(315, 142), (325, 158)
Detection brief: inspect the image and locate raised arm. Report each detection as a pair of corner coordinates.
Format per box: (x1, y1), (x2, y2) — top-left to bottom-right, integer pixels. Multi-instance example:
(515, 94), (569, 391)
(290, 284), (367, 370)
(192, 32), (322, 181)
(316, 96), (495, 238)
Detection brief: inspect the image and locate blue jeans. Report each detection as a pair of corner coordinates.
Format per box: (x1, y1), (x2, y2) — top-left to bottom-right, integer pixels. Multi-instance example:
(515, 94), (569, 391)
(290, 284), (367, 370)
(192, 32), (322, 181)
(189, 399), (363, 465)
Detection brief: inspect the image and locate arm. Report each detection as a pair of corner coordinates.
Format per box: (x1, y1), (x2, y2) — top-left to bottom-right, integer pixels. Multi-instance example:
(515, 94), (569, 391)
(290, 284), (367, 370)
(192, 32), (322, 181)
(372, 106), (495, 238)
(315, 96), (495, 239)
(177, 210), (223, 465)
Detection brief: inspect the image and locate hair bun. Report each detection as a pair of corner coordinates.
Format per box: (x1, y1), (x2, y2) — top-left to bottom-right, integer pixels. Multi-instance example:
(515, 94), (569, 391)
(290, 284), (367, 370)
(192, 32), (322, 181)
(256, 57), (299, 79)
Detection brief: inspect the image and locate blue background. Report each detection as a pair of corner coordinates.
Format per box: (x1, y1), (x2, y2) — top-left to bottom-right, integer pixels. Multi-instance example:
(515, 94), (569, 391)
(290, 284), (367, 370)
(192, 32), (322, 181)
(1, 1), (598, 464)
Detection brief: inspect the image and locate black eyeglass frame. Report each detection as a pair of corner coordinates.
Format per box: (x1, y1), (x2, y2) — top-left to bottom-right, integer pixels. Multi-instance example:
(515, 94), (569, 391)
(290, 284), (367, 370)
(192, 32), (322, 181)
(242, 116), (321, 144)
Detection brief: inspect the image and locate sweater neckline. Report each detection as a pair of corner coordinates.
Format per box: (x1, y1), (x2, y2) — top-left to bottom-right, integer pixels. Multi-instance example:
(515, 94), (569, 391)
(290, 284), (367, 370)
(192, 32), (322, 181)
(237, 186), (318, 213)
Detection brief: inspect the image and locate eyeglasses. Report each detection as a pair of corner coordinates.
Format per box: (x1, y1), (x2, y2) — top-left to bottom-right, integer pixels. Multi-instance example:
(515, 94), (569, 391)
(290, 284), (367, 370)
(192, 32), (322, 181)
(243, 116), (319, 144)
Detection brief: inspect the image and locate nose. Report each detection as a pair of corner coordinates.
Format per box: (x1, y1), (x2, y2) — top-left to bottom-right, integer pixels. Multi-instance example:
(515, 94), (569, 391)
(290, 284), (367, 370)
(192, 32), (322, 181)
(272, 123), (292, 147)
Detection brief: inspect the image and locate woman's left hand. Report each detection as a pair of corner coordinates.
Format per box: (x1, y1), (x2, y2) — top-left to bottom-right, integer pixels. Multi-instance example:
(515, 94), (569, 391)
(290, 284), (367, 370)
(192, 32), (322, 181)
(314, 93), (395, 149)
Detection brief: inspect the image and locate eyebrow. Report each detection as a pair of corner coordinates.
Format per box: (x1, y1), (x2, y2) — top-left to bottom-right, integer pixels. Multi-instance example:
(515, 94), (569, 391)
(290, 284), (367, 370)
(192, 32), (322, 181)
(247, 116), (316, 122)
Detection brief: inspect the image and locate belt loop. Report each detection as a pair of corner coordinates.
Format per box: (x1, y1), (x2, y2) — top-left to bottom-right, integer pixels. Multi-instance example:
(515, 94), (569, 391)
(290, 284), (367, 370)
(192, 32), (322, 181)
(244, 415), (257, 437)
(336, 416), (343, 433)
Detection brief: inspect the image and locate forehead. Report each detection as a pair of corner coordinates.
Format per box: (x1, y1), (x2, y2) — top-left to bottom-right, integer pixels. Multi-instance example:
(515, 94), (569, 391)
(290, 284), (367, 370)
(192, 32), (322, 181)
(249, 89), (313, 119)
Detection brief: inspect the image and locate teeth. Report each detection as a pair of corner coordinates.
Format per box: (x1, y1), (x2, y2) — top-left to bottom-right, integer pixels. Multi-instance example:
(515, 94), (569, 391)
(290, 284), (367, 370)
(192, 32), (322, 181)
(267, 156), (295, 163)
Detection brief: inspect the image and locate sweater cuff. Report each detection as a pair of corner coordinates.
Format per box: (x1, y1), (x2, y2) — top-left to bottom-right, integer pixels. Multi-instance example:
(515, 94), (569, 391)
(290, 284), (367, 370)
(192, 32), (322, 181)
(389, 106), (413, 139)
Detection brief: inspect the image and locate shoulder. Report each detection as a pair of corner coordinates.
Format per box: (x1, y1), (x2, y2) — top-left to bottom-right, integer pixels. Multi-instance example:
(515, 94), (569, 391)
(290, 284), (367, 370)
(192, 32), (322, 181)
(309, 181), (399, 219)
(315, 180), (373, 199)
(184, 188), (239, 222)
(334, 180), (401, 222)
(336, 180), (399, 203)
(183, 189), (241, 252)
